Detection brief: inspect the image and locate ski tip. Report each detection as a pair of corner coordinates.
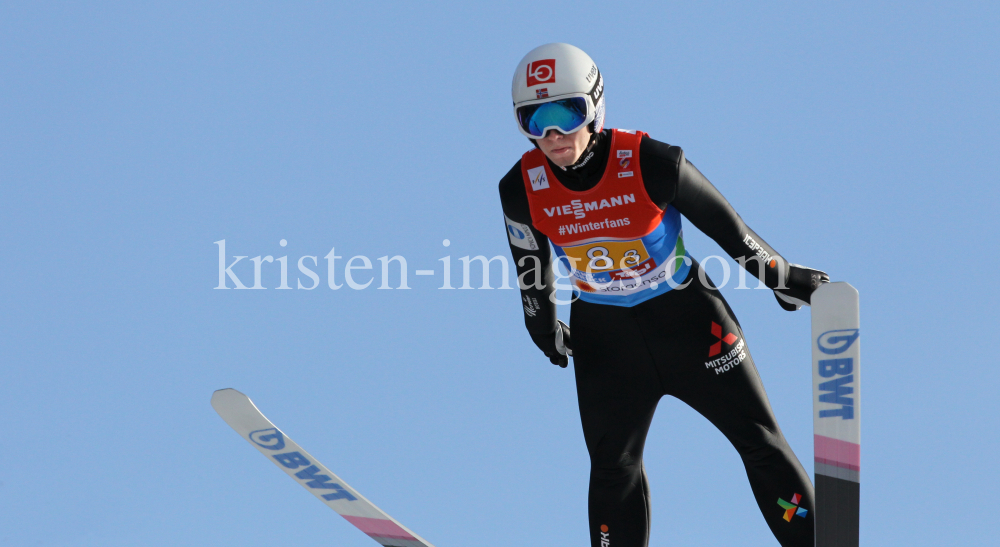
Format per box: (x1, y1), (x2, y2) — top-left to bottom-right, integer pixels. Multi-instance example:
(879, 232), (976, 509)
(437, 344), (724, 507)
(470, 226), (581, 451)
(211, 388), (248, 410)
(815, 281), (859, 300)
(821, 281), (857, 293)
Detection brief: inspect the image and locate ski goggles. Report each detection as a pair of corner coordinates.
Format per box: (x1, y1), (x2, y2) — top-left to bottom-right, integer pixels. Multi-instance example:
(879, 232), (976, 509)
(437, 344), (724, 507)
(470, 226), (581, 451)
(514, 95), (593, 138)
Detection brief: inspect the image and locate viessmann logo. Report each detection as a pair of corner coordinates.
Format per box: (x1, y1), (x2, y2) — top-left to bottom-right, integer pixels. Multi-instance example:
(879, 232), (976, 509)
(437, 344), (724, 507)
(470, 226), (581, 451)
(526, 59), (555, 87)
(544, 194), (636, 219)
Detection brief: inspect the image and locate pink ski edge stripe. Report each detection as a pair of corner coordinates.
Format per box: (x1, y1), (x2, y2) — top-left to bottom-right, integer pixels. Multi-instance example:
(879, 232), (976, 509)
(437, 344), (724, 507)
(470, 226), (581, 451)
(813, 434), (860, 467)
(814, 456), (860, 471)
(368, 534), (417, 541)
(342, 515), (417, 540)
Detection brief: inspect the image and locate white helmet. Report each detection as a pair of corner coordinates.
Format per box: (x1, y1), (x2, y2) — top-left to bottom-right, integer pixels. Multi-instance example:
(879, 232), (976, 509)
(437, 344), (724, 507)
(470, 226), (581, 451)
(511, 43), (605, 139)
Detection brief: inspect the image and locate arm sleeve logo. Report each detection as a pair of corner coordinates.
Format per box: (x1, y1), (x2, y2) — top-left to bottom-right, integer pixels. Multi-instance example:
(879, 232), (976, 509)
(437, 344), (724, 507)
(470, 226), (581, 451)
(505, 214), (540, 250)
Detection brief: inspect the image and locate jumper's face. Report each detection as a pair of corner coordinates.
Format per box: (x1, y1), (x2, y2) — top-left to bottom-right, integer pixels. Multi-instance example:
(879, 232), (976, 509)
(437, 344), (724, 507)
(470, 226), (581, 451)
(535, 127), (592, 167)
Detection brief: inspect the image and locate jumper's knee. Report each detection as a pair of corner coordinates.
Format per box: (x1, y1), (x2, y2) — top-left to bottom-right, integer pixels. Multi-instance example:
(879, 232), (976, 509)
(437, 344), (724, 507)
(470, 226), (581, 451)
(731, 422), (790, 467)
(590, 451), (644, 487)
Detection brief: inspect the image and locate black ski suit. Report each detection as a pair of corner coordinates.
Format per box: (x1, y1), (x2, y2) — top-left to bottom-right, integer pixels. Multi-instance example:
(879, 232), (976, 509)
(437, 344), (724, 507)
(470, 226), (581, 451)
(499, 129), (815, 547)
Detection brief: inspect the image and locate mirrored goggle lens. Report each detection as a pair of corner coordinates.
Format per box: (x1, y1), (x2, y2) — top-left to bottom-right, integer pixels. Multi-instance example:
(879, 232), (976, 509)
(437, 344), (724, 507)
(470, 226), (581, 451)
(516, 97), (589, 137)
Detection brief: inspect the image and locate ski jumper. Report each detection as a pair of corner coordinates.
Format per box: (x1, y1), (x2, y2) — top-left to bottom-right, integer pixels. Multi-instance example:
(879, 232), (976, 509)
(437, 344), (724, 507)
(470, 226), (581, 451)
(500, 129), (815, 547)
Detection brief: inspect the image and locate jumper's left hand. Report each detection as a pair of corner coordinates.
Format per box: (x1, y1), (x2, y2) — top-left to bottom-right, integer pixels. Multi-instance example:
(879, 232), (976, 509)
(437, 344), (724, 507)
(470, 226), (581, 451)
(529, 320), (573, 368)
(773, 264), (829, 311)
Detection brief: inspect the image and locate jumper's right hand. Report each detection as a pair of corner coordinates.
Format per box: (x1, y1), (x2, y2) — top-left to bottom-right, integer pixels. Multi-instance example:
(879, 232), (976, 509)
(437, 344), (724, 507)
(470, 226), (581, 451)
(773, 263), (830, 311)
(529, 320), (573, 368)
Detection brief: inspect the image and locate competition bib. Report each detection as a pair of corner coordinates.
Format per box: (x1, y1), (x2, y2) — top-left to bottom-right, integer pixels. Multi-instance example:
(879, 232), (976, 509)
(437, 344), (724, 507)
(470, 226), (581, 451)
(521, 129), (690, 307)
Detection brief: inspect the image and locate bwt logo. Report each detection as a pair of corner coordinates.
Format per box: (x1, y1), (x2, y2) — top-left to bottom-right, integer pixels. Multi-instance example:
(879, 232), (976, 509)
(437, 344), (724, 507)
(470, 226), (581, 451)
(818, 329), (859, 355)
(816, 329), (859, 420)
(247, 428), (357, 502)
(250, 428), (286, 450)
(526, 59), (555, 87)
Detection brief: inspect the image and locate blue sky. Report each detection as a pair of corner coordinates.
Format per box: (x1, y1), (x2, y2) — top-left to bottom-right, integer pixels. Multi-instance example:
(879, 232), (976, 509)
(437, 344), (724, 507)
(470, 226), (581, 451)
(2, 2), (997, 546)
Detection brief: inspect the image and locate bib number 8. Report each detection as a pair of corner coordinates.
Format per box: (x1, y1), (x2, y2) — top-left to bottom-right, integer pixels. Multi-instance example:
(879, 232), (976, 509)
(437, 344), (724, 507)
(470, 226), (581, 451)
(587, 246), (614, 270)
(566, 240), (650, 275)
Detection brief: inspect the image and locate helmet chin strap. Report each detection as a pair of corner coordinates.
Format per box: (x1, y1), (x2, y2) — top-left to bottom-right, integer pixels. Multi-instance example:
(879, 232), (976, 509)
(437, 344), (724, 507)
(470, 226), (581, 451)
(567, 129), (602, 171)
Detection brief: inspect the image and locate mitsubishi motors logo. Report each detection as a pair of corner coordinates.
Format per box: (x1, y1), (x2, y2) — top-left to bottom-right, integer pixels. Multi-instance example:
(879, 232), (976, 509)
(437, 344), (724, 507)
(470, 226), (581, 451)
(705, 321), (746, 374)
(526, 59), (556, 87)
(709, 321), (738, 357)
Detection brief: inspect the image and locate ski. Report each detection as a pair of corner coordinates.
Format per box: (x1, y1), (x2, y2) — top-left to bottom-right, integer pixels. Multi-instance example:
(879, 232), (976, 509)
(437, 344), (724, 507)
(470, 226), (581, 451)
(211, 388), (436, 547)
(810, 282), (861, 546)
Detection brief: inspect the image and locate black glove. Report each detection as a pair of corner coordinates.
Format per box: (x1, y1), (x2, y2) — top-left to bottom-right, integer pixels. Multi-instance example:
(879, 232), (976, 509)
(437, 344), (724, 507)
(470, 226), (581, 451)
(774, 264), (830, 311)
(528, 320), (573, 368)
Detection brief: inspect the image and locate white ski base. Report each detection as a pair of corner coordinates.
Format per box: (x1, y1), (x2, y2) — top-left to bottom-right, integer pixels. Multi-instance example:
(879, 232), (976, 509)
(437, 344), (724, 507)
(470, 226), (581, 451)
(211, 388), (435, 547)
(810, 282), (861, 547)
